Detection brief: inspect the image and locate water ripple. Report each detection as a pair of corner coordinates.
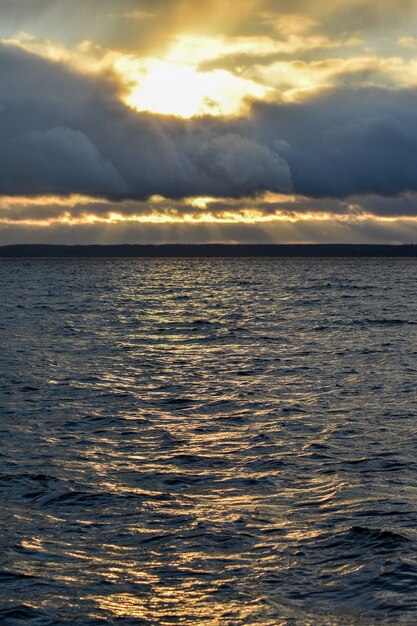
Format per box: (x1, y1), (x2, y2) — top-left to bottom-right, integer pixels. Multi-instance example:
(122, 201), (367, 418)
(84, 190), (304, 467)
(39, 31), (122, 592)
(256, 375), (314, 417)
(0, 257), (416, 625)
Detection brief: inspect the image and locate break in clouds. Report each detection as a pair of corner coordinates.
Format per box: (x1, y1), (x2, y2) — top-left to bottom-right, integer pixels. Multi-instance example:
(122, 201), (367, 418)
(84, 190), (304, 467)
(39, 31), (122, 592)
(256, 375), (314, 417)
(2, 42), (417, 207)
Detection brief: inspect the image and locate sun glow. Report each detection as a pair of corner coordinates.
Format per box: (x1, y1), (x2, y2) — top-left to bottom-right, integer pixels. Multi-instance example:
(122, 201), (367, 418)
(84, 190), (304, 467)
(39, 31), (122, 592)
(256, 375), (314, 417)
(124, 60), (267, 118)
(126, 61), (251, 117)
(4, 193), (417, 228)
(117, 36), (269, 118)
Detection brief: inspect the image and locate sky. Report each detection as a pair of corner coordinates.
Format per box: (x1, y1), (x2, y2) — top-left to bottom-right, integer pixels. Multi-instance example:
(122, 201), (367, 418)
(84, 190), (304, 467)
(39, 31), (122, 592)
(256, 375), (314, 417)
(2, 0), (417, 244)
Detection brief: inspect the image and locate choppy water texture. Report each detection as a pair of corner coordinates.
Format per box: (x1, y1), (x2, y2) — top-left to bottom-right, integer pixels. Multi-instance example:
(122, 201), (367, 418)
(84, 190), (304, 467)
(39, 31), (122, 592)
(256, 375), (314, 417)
(1, 258), (416, 625)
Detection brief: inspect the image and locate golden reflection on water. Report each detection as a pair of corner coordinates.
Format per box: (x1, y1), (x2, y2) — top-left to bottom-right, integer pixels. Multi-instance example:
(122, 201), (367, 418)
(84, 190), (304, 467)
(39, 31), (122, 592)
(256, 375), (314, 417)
(9, 405), (345, 624)
(3, 259), (416, 624)
(95, 590), (266, 624)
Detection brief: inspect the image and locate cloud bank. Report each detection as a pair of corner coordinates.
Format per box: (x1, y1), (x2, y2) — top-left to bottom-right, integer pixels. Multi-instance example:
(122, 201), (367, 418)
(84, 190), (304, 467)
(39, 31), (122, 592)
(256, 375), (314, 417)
(1, 215), (417, 246)
(2, 42), (417, 205)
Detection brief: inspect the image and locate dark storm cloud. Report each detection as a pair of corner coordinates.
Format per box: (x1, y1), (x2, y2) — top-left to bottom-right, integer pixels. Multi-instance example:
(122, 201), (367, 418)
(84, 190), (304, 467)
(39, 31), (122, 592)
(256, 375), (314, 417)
(0, 42), (291, 199)
(3, 42), (417, 205)
(355, 194), (417, 217)
(251, 89), (417, 198)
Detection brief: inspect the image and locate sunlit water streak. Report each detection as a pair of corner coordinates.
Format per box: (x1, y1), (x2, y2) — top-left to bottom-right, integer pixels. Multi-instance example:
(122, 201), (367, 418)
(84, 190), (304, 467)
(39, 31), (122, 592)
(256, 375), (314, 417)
(0, 257), (416, 625)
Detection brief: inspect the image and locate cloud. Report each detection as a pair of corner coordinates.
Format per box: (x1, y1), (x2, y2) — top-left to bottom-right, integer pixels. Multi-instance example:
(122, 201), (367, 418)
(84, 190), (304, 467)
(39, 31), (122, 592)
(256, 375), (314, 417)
(194, 134), (291, 194)
(0, 0), (257, 54)
(0, 42), (292, 199)
(2, 127), (128, 196)
(3, 41), (417, 203)
(398, 36), (417, 49)
(4, 192), (417, 228)
(1, 214), (417, 246)
(1, 1), (416, 54)
(251, 88), (417, 197)
(259, 0), (417, 35)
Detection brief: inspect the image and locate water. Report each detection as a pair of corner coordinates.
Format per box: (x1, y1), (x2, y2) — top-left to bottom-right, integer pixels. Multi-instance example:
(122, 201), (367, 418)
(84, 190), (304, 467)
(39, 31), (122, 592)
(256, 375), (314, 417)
(0, 257), (416, 625)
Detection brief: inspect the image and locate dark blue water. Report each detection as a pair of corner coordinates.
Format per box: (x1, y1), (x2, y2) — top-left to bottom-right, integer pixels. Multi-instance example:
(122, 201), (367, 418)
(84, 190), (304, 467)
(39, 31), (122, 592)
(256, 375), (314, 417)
(0, 257), (416, 625)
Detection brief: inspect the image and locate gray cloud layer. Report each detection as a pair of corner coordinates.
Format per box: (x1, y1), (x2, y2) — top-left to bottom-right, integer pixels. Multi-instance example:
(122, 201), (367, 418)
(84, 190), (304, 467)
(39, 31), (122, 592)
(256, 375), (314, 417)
(2, 42), (417, 203)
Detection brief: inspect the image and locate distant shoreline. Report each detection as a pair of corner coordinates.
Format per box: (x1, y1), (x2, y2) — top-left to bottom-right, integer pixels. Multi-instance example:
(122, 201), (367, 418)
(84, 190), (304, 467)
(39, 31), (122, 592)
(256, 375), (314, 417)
(0, 244), (416, 257)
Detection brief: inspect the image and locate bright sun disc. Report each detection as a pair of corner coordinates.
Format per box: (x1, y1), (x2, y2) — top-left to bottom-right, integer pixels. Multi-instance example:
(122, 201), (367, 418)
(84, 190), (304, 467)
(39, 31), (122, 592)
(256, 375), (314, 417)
(123, 59), (267, 118)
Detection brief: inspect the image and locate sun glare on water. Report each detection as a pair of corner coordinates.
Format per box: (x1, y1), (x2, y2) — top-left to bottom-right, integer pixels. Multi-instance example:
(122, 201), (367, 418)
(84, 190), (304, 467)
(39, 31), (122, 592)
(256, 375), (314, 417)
(118, 36), (268, 118)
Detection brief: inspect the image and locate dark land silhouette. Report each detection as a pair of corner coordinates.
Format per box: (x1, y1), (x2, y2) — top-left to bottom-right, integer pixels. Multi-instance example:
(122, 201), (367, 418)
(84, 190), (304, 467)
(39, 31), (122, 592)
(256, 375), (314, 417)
(0, 244), (416, 257)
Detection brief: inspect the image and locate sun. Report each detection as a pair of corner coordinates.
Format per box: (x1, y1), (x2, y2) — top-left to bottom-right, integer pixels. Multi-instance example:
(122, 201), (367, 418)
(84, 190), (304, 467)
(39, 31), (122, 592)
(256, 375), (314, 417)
(125, 61), (265, 117)
(116, 37), (268, 118)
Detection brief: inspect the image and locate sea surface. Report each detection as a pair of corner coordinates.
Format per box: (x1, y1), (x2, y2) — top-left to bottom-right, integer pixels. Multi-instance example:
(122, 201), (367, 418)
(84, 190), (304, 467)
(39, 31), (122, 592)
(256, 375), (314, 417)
(0, 257), (416, 625)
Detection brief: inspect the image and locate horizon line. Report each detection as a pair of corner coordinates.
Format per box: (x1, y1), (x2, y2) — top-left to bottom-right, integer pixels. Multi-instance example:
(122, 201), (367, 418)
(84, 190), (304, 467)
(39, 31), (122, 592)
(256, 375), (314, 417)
(1, 243), (416, 258)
